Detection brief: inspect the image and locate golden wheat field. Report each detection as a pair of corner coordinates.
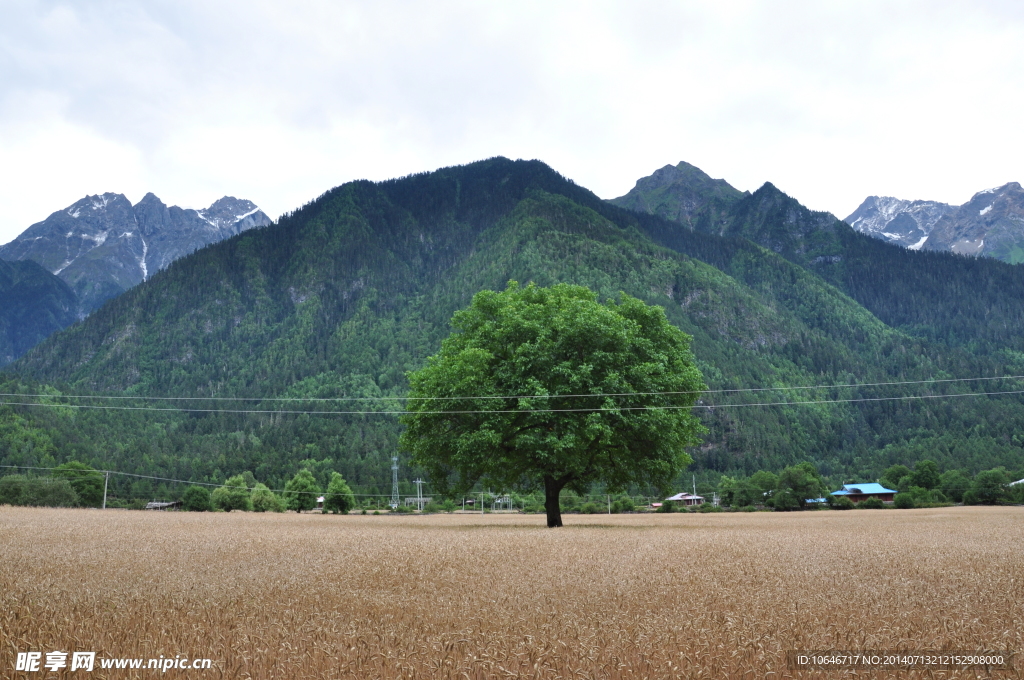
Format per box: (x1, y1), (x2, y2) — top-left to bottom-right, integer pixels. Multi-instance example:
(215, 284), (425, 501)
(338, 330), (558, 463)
(1, 507), (1022, 680)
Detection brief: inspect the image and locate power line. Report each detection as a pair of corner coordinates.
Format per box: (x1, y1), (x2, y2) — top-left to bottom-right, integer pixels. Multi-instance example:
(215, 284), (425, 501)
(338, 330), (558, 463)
(4, 388), (1024, 416)
(1, 374), (1022, 403)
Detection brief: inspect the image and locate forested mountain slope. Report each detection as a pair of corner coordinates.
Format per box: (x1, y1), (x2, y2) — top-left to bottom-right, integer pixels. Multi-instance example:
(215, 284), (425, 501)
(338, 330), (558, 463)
(618, 163), (1024, 353)
(0, 259), (79, 366)
(4, 158), (1024, 495)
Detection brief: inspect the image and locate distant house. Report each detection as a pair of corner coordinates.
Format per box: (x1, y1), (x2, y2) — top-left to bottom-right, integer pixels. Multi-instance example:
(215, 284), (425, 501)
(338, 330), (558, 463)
(831, 483), (896, 503)
(316, 496), (325, 510)
(665, 492), (704, 507)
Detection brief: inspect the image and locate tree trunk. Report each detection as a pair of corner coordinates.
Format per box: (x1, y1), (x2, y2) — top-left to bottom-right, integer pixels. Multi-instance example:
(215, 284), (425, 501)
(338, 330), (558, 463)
(544, 475), (567, 528)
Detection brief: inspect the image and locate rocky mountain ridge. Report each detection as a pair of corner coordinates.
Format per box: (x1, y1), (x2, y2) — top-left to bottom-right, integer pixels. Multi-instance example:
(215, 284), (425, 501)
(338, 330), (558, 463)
(844, 197), (954, 250)
(845, 183), (1024, 263)
(0, 193), (271, 313)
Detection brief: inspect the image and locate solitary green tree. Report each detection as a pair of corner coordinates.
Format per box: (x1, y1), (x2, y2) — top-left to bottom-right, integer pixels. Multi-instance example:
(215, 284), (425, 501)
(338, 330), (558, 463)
(284, 469), (320, 513)
(182, 485), (212, 511)
(212, 475), (252, 512)
(323, 472), (356, 514)
(250, 483), (284, 512)
(399, 282), (706, 528)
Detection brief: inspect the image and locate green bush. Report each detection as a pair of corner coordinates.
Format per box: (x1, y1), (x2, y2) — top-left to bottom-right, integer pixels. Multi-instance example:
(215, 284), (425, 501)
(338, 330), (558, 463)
(53, 462), (104, 507)
(771, 489), (800, 511)
(738, 505), (756, 512)
(580, 502), (602, 514)
(283, 469), (320, 513)
(857, 497), (886, 509)
(323, 472), (356, 514)
(611, 496), (635, 513)
(250, 483), (284, 512)
(441, 499), (457, 513)
(893, 493), (915, 509)
(0, 474), (27, 505)
(964, 468), (1010, 505)
(830, 496), (855, 510)
(11, 477), (79, 507)
(182, 485), (212, 512)
(655, 501), (675, 513)
(421, 501), (444, 513)
(392, 504), (414, 513)
(212, 475), (252, 512)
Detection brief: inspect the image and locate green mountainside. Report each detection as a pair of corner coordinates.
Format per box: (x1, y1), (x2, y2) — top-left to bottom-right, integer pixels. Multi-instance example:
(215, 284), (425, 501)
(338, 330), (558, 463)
(0, 259), (79, 366)
(617, 164), (1024, 353)
(3, 158), (1024, 498)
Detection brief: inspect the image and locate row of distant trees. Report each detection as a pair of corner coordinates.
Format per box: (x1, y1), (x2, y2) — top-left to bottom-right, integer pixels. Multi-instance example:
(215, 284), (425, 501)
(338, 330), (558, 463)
(0, 462), (104, 508)
(0, 463), (358, 514)
(181, 469), (356, 513)
(716, 460), (1023, 510)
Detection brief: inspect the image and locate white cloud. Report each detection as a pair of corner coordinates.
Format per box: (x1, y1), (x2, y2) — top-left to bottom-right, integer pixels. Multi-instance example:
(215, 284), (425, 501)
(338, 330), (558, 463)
(1, 0), (1024, 244)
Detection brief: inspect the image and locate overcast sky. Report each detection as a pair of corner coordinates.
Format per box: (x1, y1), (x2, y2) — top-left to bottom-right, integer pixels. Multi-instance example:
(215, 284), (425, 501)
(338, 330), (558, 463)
(2, 0), (1023, 245)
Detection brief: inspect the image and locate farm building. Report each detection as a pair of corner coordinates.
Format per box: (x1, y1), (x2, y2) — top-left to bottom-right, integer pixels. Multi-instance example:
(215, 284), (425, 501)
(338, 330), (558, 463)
(665, 492), (704, 507)
(830, 483), (896, 503)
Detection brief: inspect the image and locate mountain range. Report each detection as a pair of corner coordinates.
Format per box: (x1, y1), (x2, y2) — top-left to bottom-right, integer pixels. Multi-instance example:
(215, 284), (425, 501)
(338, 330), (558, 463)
(0, 193), (271, 315)
(845, 183), (1024, 263)
(2, 158), (1023, 498)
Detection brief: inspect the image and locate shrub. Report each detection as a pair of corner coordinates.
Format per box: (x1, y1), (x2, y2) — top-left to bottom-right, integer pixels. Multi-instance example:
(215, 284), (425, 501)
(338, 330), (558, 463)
(441, 499), (457, 513)
(250, 484), (284, 512)
(580, 502), (602, 514)
(830, 496), (855, 510)
(964, 469), (1009, 505)
(212, 475), (252, 512)
(893, 493), (915, 509)
(422, 501), (444, 513)
(858, 497), (886, 509)
(323, 472), (356, 514)
(283, 470), (320, 513)
(655, 501), (675, 513)
(53, 462), (104, 507)
(738, 505), (756, 512)
(6, 477), (80, 508)
(182, 485), (212, 512)
(0, 474), (27, 505)
(771, 490), (800, 511)
(392, 504), (414, 513)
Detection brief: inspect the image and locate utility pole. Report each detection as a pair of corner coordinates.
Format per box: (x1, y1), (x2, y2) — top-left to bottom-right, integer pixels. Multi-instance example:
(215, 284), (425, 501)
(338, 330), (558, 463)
(102, 471), (109, 510)
(414, 478), (424, 511)
(390, 456), (400, 509)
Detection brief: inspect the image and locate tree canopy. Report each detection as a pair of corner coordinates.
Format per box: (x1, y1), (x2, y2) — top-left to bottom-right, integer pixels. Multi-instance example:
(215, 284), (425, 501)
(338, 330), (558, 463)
(323, 472), (356, 514)
(399, 282), (707, 527)
(284, 469), (320, 513)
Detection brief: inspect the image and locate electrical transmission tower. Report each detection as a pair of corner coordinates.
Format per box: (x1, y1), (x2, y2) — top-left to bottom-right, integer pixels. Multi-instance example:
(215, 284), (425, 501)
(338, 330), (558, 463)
(390, 456), (400, 508)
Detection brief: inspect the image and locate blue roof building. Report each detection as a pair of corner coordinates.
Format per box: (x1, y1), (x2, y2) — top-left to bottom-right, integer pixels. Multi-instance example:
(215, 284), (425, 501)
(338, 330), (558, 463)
(831, 483), (896, 502)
